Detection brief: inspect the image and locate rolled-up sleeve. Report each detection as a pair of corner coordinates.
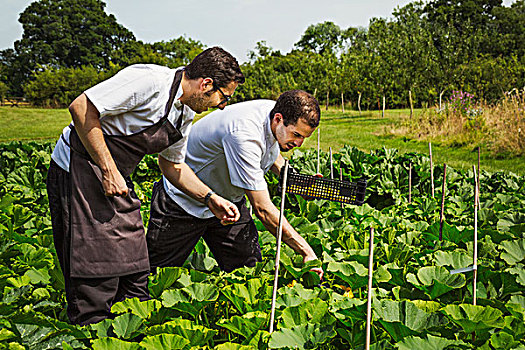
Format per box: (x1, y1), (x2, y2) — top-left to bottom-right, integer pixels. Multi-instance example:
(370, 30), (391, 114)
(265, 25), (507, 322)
(222, 130), (267, 191)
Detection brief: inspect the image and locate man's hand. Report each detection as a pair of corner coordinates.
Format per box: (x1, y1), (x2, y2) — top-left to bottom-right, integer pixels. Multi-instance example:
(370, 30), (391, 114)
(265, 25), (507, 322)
(207, 194), (240, 225)
(101, 166), (129, 197)
(303, 255), (324, 280)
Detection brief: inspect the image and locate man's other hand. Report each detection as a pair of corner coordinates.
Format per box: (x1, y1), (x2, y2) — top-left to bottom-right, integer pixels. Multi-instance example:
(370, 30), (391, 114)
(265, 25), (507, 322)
(207, 194), (241, 224)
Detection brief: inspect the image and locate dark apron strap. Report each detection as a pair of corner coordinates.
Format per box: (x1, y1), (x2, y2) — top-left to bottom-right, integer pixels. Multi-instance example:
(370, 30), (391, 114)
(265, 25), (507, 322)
(164, 69), (185, 130)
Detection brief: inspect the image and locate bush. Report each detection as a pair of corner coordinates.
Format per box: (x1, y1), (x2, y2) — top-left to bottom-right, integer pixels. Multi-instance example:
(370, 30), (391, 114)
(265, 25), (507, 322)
(23, 65), (120, 107)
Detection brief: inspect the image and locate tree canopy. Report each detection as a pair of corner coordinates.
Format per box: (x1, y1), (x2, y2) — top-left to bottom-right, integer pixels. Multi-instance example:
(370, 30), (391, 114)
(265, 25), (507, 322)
(1, 0), (524, 107)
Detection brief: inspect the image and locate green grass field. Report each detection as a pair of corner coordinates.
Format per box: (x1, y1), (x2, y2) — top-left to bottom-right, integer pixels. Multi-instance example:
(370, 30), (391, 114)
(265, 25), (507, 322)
(0, 106), (70, 141)
(1, 106), (524, 174)
(294, 108), (525, 175)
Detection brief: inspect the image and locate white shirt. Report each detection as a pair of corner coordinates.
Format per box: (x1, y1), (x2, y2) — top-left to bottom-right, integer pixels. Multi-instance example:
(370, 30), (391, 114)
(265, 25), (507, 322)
(51, 64), (195, 172)
(163, 100), (280, 218)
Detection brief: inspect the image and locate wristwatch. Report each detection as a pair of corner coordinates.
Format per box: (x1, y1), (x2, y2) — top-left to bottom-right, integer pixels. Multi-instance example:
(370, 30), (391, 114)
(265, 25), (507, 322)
(204, 190), (215, 206)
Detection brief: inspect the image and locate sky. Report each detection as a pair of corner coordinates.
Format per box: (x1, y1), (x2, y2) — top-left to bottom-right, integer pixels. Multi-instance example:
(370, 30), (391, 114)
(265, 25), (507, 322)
(0, 0), (517, 63)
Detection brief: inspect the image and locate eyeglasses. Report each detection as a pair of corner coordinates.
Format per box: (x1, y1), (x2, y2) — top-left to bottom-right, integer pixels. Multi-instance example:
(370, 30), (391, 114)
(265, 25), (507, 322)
(213, 84), (232, 106)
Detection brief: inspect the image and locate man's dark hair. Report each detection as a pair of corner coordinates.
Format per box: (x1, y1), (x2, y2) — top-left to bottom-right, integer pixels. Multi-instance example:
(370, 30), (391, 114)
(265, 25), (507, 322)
(270, 90), (320, 128)
(185, 47), (245, 88)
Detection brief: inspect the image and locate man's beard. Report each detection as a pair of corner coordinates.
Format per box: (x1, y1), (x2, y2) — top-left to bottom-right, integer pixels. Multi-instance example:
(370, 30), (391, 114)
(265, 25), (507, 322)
(184, 92), (209, 113)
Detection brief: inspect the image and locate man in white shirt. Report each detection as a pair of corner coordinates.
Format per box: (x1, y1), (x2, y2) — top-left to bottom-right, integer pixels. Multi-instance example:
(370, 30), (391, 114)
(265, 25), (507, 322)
(147, 90), (324, 279)
(46, 47), (244, 325)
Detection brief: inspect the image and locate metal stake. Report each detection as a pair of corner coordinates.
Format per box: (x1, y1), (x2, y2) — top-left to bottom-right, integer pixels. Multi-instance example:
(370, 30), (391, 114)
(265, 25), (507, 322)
(439, 164), (447, 241)
(269, 160), (289, 333)
(429, 142), (435, 197)
(365, 227), (375, 350)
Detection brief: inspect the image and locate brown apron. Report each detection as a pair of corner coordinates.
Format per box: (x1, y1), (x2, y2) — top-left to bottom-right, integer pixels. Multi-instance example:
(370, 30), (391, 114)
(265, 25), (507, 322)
(68, 69), (184, 278)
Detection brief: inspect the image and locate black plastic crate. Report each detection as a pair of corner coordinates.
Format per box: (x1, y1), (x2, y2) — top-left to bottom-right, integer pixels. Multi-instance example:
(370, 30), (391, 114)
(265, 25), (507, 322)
(279, 169), (367, 205)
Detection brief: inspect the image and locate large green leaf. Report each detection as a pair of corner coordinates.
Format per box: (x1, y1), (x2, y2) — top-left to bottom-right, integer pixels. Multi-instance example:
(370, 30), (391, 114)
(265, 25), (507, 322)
(23, 268), (50, 285)
(374, 299), (446, 342)
(161, 289), (188, 308)
(91, 337), (140, 350)
(112, 313), (144, 339)
(217, 311), (267, 340)
(139, 334), (190, 350)
(407, 266), (465, 299)
(279, 299), (335, 328)
(221, 278), (272, 314)
(443, 304), (504, 333)
(111, 298), (162, 319)
(507, 264), (525, 286)
(330, 297), (367, 323)
(214, 343), (256, 350)
(14, 324), (55, 347)
(489, 331), (522, 350)
(269, 323), (337, 349)
(434, 250), (472, 270)
(276, 283), (319, 308)
(500, 239), (525, 265)
(506, 295), (525, 320)
(145, 318), (217, 347)
(183, 282), (219, 302)
(160, 283), (218, 319)
(395, 334), (467, 350)
(148, 267), (183, 298)
(327, 261), (391, 289)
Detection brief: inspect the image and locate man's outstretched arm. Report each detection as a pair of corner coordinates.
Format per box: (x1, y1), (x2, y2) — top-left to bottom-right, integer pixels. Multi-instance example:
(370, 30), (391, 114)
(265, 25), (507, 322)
(245, 188), (324, 279)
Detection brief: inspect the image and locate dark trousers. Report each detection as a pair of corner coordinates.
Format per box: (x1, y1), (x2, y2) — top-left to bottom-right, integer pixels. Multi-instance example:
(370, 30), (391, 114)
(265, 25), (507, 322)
(147, 180), (262, 272)
(46, 160), (149, 325)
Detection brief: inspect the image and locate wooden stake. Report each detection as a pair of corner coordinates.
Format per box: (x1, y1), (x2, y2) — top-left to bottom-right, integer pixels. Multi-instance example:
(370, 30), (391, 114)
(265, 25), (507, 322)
(409, 89), (414, 119)
(439, 164), (447, 241)
(472, 165), (479, 306)
(477, 147), (481, 207)
(317, 128), (320, 174)
(365, 227), (375, 350)
(313, 88), (317, 99)
(329, 147), (333, 179)
(341, 92), (345, 113)
(382, 95), (385, 118)
(408, 162), (412, 204)
(358, 92), (362, 116)
(269, 160), (289, 333)
(340, 161), (345, 222)
(429, 142), (435, 197)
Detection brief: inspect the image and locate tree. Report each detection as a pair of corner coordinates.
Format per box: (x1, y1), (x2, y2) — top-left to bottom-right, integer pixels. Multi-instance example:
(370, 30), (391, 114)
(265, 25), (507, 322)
(15, 0), (135, 68)
(149, 36), (205, 67)
(295, 21), (345, 55)
(2, 0), (135, 95)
